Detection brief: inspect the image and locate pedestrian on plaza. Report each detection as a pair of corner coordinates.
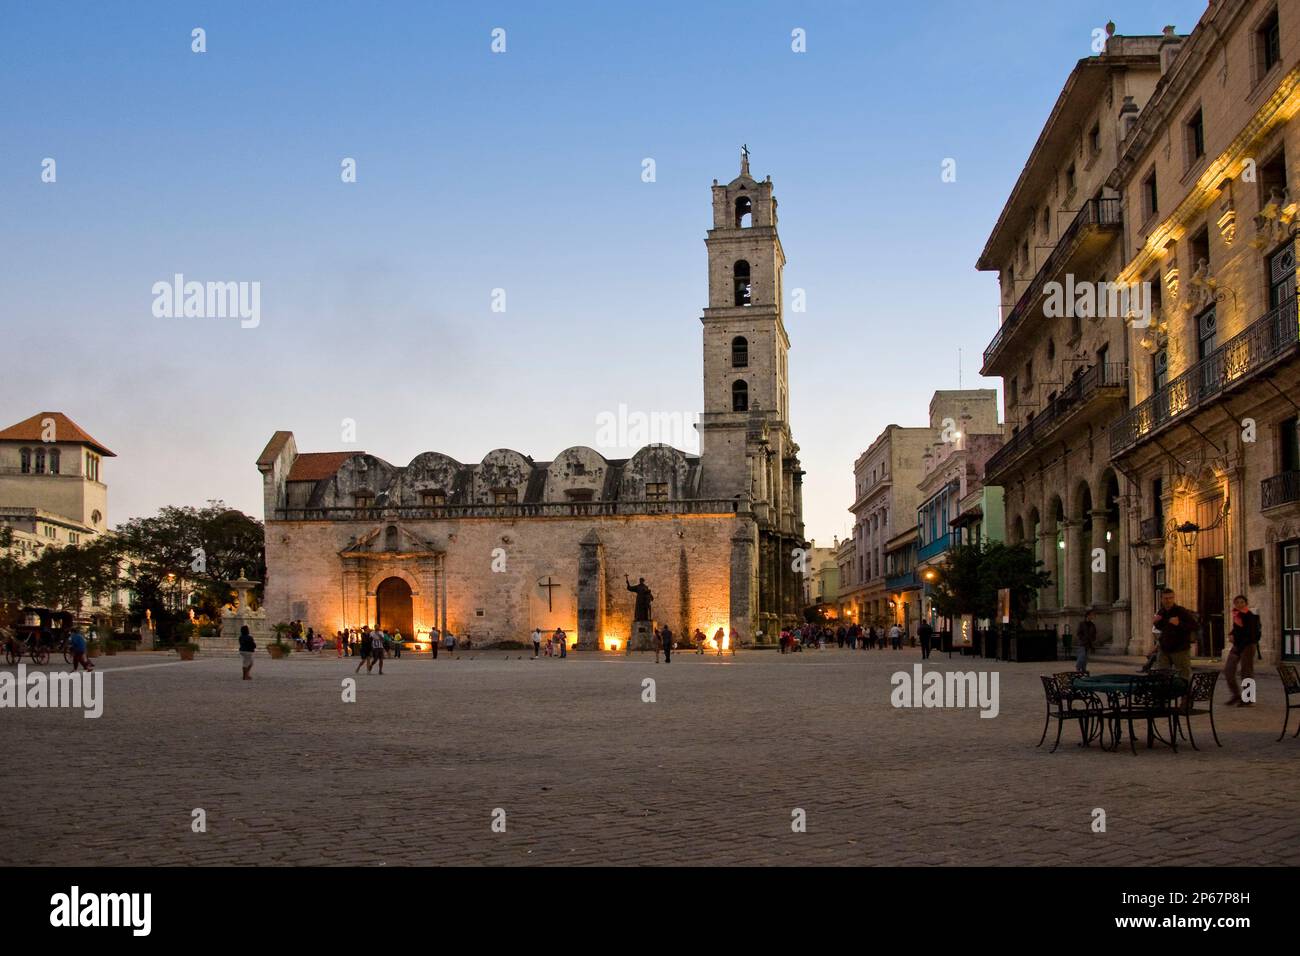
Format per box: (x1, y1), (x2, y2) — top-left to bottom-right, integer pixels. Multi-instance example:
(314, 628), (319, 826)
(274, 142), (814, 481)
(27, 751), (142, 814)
(713, 627), (726, 657)
(1224, 594), (1260, 706)
(661, 624), (673, 664)
(653, 625), (662, 663)
(1075, 609), (1098, 674)
(918, 619), (934, 660)
(238, 624), (256, 680)
(444, 630), (456, 656)
(305, 626), (315, 653)
(430, 627), (440, 659)
(336, 630), (345, 658)
(889, 623), (902, 650)
(368, 628), (386, 674)
(532, 627), (542, 659)
(694, 628), (707, 654)
(555, 627), (568, 659)
(1152, 588), (1198, 683)
(354, 626), (371, 673)
(68, 625), (94, 672)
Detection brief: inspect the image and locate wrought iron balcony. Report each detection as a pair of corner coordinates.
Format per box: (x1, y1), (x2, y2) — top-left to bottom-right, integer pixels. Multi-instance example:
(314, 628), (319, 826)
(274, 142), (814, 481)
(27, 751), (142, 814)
(1262, 471), (1300, 510)
(1110, 296), (1300, 457)
(983, 362), (1128, 482)
(982, 198), (1124, 373)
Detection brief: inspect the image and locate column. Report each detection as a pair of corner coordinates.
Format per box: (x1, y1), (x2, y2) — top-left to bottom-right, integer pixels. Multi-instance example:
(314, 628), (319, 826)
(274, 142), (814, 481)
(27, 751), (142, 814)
(1090, 509), (1111, 608)
(577, 530), (605, 649)
(1038, 528), (1059, 612)
(1063, 518), (1085, 611)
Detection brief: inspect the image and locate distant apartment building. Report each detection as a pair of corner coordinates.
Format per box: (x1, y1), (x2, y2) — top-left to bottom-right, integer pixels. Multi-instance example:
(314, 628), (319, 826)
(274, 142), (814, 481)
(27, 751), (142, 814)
(844, 390), (999, 629)
(914, 399), (1004, 627)
(801, 537), (842, 611)
(976, 29), (1169, 649)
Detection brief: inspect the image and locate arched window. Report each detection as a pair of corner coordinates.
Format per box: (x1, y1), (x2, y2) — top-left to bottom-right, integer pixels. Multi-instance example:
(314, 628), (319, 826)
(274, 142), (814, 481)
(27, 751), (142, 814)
(732, 379), (749, 412)
(731, 335), (748, 367)
(49, 449), (60, 474)
(733, 260), (751, 307)
(34, 448), (45, 474)
(19, 448), (31, 474)
(734, 196), (752, 228)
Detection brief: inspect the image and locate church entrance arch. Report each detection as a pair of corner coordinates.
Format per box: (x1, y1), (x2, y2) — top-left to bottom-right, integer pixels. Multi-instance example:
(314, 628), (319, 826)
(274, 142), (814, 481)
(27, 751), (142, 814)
(376, 576), (414, 637)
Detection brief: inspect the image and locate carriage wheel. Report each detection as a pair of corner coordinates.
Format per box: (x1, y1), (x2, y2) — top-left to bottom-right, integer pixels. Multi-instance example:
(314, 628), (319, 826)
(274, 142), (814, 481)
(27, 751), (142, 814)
(3, 645), (18, 666)
(31, 646), (50, 666)
(62, 645), (73, 664)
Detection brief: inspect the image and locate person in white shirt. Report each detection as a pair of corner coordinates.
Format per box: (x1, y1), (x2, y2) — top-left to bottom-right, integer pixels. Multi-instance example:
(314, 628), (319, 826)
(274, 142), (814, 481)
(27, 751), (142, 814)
(531, 627), (542, 659)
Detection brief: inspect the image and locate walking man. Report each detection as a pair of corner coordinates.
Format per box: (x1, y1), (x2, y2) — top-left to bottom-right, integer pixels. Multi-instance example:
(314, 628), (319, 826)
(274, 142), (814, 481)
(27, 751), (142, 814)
(1224, 594), (1260, 706)
(917, 619), (934, 660)
(354, 626), (371, 674)
(1152, 587), (1197, 683)
(68, 625), (94, 672)
(369, 628), (386, 674)
(1076, 609), (1098, 674)
(555, 627), (568, 659)
(889, 623), (902, 650)
(238, 624), (256, 680)
(661, 624), (673, 664)
(531, 627), (542, 659)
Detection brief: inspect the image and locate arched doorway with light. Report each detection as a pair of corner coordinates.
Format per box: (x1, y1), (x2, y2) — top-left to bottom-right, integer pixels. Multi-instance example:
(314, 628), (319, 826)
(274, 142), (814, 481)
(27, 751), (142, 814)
(375, 576), (414, 638)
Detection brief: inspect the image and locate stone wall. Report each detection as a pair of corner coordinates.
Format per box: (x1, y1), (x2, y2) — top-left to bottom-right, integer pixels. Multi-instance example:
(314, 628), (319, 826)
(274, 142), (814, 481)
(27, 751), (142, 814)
(264, 512), (745, 647)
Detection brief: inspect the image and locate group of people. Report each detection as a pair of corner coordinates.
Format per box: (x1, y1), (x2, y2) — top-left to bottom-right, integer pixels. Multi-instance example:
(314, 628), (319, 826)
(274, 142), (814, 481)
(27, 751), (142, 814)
(1071, 587), (1260, 707)
(778, 621), (912, 653)
(530, 627), (569, 659)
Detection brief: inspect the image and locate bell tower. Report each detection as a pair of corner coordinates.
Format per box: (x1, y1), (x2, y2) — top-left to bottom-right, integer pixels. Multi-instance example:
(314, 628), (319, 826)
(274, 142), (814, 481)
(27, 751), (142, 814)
(698, 149), (804, 635)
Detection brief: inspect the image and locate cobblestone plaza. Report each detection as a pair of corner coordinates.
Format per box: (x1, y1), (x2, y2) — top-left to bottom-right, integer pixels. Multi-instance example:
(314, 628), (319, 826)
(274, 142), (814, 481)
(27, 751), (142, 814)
(3, 648), (1296, 867)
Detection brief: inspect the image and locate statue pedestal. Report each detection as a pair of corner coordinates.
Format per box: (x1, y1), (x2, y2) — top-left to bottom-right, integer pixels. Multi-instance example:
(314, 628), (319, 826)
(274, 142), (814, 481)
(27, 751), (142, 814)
(628, 620), (655, 653)
(138, 625), (155, 650)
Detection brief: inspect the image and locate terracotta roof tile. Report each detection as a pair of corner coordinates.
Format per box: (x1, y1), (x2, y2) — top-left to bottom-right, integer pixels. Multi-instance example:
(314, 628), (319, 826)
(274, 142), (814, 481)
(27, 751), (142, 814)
(0, 412), (115, 456)
(287, 452), (361, 482)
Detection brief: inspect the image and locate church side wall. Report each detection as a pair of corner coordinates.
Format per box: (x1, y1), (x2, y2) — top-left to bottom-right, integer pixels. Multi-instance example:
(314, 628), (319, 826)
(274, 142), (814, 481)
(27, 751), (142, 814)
(264, 514), (738, 646)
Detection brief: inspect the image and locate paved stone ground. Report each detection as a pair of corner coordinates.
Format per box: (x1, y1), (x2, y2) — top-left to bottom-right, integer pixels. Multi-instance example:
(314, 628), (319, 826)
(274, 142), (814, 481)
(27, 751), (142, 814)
(1, 646), (1296, 866)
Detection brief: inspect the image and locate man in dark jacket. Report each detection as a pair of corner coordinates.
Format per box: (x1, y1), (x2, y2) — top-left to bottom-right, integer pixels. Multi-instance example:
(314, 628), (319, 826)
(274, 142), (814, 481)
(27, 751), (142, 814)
(660, 624), (673, 664)
(917, 620), (934, 660)
(238, 624), (257, 680)
(1153, 588), (1197, 682)
(1225, 594), (1261, 706)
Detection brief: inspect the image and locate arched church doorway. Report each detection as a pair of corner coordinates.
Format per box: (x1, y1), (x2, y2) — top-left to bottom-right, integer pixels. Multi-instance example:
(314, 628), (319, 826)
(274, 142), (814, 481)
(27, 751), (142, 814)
(376, 577), (413, 637)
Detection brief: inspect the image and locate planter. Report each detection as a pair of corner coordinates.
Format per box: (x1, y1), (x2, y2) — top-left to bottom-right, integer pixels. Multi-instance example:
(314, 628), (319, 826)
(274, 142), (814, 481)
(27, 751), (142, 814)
(267, 645), (288, 660)
(105, 647), (118, 656)
(177, 648), (196, 661)
(87, 646), (102, 658)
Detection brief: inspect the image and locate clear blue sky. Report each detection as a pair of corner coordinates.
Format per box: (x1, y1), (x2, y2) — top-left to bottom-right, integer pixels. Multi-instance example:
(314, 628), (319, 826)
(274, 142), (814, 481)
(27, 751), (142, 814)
(1, 0), (1207, 543)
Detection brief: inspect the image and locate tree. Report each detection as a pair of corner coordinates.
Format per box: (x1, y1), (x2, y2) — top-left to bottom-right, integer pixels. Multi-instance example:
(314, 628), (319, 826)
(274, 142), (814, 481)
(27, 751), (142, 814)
(114, 501), (264, 619)
(929, 540), (1051, 628)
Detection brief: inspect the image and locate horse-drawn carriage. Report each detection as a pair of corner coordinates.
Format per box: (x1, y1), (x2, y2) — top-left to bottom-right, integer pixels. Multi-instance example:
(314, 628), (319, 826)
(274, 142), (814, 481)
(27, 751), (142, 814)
(1, 607), (75, 666)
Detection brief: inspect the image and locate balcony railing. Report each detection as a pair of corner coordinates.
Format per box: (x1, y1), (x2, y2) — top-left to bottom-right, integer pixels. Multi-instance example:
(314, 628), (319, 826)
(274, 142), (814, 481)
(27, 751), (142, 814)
(885, 569), (919, 591)
(983, 198), (1124, 371)
(1111, 296), (1300, 457)
(1262, 471), (1300, 510)
(274, 498), (743, 521)
(983, 362), (1128, 481)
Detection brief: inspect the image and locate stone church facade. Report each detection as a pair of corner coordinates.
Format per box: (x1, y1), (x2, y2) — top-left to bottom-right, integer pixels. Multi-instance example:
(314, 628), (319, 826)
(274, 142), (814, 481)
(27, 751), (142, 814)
(257, 156), (806, 648)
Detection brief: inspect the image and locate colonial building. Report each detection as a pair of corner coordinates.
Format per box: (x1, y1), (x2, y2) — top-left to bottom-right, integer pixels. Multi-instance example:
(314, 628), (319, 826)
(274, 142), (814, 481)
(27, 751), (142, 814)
(0, 411), (113, 562)
(914, 396), (1004, 627)
(258, 156), (806, 647)
(800, 538), (841, 613)
(1108, 0), (1300, 662)
(976, 28), (1171, 650)
(843, 390), (998, 629)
